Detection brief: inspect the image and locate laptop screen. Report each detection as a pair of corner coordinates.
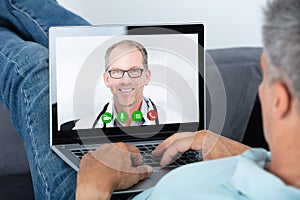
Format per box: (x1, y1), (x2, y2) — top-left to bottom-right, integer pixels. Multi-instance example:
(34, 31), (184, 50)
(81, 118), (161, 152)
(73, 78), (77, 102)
(50, 24), (204, 145)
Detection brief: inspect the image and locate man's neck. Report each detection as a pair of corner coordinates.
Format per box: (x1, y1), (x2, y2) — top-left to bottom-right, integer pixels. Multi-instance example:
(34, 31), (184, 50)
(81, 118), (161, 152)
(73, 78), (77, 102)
(268, 133), (300, 189)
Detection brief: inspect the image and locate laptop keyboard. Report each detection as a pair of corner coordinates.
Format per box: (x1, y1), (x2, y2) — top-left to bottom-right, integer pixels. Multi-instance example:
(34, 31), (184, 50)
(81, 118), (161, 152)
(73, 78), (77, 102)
(136, 144), (202, 167)
(71, 148), (94, 160)
(71, 143), (202, 168)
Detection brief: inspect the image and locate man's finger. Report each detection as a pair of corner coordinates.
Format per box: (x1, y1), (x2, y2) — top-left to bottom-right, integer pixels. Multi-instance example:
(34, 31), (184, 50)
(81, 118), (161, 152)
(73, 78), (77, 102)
(135, 165), (153, 180)
(117, 165), (152, 190)
(131, 152), (143, 166)
(153, 132), (196, 157)
(116, 142), (140, 154)
(160, 138), (193, 166)
(152, 134), (177, 157)
(159, 145), (181, 166)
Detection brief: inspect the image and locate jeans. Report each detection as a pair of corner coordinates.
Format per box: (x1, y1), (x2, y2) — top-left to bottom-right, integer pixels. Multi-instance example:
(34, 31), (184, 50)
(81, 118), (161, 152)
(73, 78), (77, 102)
(0, 0), (89, 199)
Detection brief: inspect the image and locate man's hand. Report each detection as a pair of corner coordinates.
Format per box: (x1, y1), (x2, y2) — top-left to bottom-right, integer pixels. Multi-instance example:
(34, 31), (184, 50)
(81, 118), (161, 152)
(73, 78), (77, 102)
(152, 130), (251, 166)
(76, 142), (152, 200)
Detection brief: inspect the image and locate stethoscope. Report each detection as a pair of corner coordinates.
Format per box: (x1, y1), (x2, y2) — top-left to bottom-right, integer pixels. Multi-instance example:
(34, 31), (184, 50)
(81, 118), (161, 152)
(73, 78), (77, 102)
(92, 98), (159, 129)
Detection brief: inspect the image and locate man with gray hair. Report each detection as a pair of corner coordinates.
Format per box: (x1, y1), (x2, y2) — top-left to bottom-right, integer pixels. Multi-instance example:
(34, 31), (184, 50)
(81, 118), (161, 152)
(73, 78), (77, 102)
(77, 0), (300, 199)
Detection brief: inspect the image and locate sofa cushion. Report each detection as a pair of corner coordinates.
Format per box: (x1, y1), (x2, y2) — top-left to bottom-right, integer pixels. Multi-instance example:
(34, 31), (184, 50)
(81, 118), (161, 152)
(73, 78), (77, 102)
(0, 104), (31, 176)
(206, 47), (263, 141)
(0, 173), (34, 199)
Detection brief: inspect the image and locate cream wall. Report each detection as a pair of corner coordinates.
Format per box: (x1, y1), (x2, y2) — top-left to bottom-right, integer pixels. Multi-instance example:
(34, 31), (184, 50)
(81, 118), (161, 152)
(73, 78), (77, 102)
(57, 0), (267, 49)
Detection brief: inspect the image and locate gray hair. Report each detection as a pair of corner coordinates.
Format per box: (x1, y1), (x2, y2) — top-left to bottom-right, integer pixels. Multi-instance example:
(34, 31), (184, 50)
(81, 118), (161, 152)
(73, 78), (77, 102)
(104, 40), (148, 71)
(263, 0), (300, 108)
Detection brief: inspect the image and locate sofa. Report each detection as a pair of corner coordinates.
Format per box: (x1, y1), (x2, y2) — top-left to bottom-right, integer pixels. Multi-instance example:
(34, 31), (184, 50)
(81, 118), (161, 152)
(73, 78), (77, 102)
(0, 104), (34, 199)
(0, 47), (267, 199)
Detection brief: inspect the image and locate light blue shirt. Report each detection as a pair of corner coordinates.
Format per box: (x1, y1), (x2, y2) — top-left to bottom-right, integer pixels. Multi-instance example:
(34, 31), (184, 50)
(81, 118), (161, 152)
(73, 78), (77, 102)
(133, 148), (300, 200)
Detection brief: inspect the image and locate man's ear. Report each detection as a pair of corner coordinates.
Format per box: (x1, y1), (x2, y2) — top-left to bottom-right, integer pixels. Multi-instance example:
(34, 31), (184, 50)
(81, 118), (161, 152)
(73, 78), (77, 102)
(271, 81), (291, 119)
(144, 70), (151, 85)
(103, 72), (110, 87)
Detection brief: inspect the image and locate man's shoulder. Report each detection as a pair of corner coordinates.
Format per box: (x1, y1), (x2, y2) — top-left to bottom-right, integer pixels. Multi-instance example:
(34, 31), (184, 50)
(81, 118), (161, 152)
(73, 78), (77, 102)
(138, 156), (241, 200)
(158, 149), (270, 188)
(137, 151), (272, 200)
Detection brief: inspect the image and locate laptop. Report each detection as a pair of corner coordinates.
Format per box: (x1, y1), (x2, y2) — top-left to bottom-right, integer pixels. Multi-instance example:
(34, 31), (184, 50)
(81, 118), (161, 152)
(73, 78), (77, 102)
(49, 23), (205, 193)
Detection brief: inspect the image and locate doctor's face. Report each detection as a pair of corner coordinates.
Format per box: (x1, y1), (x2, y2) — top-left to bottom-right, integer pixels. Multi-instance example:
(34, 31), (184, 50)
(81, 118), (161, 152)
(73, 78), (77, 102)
(104, 45), (150, 108)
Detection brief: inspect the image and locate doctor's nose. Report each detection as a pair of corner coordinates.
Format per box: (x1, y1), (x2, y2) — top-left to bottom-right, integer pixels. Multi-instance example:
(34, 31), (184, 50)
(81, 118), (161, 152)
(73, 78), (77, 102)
(119, 71), (132, 84)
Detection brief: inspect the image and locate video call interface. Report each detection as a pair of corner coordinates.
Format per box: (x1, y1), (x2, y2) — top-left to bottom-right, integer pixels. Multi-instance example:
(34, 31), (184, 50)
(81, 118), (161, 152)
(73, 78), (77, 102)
(53, 30), (202, 132)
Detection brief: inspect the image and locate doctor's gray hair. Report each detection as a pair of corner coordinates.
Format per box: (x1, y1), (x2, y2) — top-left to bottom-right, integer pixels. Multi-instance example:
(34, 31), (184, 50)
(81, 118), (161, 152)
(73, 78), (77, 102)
(105, 40), (148, 71)
(263, 0), (300, 107)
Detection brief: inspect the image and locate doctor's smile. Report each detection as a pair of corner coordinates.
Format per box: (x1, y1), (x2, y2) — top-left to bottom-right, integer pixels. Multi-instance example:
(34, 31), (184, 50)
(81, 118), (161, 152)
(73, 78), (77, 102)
(119, 88), (134, 93)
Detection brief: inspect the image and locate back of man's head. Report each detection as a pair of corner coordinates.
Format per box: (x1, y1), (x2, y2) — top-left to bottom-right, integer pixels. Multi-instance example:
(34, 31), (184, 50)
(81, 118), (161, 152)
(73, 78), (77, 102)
(263, 0), (300, 110)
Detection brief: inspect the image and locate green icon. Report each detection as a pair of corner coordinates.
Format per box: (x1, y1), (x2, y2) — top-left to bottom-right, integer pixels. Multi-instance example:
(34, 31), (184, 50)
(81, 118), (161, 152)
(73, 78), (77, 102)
(132, 110), (143, 122)
(101, 112), (112, 124)
(117, 112), (128, 123)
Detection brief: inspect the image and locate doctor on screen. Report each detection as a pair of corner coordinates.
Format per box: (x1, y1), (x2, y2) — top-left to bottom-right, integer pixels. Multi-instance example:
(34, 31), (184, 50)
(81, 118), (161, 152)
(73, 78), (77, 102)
(74, 40), (160, 129)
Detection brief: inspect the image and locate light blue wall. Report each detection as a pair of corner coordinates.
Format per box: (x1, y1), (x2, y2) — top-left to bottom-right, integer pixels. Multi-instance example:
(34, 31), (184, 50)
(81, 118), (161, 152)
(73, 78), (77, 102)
(58, 0), (267, 49)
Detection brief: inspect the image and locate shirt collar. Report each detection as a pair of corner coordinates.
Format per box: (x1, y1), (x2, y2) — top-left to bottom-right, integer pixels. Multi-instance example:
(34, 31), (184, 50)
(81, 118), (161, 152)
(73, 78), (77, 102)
(228, 148), (300, 199)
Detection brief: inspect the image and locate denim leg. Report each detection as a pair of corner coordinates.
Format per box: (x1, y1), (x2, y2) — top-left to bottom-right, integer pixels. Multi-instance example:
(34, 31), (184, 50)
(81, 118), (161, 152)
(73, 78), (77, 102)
(0, 0), (91, 198)
(0, 0), (90, 48)
(0, 27), (76, 199)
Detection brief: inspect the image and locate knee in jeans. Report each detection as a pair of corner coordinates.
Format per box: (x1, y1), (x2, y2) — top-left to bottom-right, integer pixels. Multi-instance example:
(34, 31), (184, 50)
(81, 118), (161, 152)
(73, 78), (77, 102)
(9, 42), (49, 77)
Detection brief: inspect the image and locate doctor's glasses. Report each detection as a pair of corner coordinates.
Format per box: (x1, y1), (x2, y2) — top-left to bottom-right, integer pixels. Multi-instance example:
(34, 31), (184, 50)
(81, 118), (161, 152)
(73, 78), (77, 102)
(107, 68), (146, 79)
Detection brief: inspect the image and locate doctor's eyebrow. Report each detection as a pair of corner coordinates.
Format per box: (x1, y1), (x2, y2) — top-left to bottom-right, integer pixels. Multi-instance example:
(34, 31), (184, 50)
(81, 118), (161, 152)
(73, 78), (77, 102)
(107, 66), (144, 71)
